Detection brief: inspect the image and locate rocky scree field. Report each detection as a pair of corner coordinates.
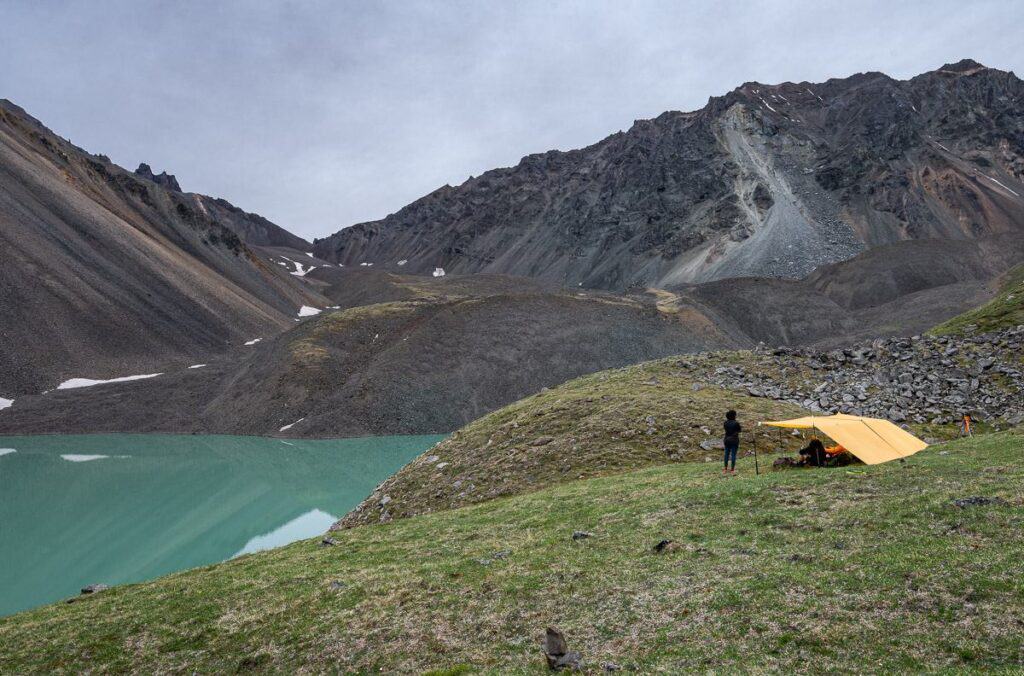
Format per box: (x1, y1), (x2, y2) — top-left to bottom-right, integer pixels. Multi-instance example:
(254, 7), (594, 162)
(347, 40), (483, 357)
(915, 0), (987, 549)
(1, 431), (1022, 672)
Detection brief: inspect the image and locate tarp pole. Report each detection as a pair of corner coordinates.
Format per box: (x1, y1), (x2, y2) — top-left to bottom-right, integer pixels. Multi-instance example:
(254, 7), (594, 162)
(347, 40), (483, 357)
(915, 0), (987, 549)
(753, 427), (759, 476)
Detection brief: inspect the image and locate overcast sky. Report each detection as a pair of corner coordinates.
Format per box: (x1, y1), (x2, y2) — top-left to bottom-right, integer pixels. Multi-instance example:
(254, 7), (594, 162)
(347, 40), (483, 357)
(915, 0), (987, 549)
(1, 1), (1021, 240)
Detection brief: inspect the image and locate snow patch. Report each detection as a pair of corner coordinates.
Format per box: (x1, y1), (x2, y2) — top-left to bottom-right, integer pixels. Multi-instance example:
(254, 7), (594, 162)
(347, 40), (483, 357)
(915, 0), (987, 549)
(397, 259), (408, 266)
(359, 262), (374, 267)
(189, 364), (207, 369)
(244, 338), (262, 346)
(432, 267), (446, 277)
(57, 373), (162, 390)
(297, 305), (322, 317)
(282, 256), (316, 277)
(759, 97), (777, 113)
(290, 263), (316, 277)
(61, 454), (109, 462)
(980, 174), (1020, 197)
(279, 417), (305, 432)
(0, 397), (13, 411)
(0, 448), (15, 457)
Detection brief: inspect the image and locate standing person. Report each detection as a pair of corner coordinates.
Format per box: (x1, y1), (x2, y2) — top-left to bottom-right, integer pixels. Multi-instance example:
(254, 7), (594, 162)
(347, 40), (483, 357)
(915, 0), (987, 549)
(723, 410), (741, 474)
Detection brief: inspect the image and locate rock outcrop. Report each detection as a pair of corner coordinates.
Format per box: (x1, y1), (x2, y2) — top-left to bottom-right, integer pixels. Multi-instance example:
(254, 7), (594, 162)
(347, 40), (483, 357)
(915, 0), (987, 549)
(134, 162), (181, 191)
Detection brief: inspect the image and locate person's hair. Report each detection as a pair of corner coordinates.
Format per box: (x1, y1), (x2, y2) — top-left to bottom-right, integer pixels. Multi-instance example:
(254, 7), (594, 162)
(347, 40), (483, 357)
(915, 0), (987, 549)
(726, 410), (737, 420)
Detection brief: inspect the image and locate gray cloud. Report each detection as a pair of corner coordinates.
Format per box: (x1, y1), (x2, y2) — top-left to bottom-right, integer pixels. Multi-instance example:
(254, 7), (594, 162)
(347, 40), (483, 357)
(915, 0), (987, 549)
(1, 0), (1020, 239)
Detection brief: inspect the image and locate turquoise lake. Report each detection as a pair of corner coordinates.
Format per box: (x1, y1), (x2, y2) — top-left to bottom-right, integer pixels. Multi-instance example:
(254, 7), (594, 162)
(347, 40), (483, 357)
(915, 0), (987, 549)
(0, 434), (444, 616)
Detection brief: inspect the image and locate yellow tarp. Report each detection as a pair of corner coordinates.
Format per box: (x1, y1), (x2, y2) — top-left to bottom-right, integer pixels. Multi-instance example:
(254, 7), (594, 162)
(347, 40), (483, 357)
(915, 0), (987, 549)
(761, 413), (928, 465)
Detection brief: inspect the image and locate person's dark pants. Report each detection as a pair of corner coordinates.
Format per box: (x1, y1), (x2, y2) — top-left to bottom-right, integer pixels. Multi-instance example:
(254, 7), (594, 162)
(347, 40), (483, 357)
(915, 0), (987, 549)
(723, 440), (739, 469)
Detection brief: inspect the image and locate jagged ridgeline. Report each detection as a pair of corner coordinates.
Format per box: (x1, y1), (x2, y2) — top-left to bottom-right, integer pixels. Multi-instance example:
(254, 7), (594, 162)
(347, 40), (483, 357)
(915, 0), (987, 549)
(314, 60), (1024, 289)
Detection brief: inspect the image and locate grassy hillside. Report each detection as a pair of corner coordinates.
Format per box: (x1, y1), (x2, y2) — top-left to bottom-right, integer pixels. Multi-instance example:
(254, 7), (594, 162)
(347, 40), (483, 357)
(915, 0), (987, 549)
(2, 431), (1022, 673)
(932, 264), (1024, 335)
(339, 356), (810, 527)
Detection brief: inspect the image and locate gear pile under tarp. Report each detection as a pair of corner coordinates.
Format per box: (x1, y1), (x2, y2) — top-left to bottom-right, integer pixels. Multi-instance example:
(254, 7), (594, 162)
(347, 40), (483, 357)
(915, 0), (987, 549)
(760, 413), (928, 465)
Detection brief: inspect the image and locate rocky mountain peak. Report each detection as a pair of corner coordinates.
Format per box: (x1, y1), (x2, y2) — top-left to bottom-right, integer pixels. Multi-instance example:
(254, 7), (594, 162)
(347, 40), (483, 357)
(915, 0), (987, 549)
(938, 58), (989, 74)
(134, 162), (181, 192)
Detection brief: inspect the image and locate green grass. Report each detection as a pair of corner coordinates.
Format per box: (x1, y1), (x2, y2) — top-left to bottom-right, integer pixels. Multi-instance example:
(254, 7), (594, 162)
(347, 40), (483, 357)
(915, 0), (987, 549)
(2, 431), (1022, 673)
(932, 264), (1024, 335)
(340, 357), (811, 527)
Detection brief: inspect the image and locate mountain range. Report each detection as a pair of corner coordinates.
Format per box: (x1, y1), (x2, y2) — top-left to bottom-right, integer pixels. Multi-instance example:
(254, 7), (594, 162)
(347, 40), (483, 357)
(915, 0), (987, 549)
(314, 59), (1024, 288)
(1, 59), (1022, 435)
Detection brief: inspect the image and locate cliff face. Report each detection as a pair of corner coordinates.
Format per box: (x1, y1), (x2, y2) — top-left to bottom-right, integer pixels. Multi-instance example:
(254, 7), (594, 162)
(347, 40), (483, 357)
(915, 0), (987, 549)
(314, 60), (1024, 289)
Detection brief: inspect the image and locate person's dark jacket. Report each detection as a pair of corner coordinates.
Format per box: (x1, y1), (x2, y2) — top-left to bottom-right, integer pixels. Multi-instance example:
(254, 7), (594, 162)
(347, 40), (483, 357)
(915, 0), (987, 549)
(723, 419), (742, 445)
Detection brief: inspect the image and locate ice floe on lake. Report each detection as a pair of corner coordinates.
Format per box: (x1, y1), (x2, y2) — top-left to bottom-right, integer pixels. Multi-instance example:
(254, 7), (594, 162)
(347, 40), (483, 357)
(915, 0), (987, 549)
(56, 373), (162, 390)
(0, 448), (16, 457)
(61, 454), (109, 462)
(233, 508), (337, 557)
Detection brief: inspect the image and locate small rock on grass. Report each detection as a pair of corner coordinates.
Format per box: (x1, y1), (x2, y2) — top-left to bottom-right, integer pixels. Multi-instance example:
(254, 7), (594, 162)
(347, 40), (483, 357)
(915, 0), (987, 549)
(953, 496), (1005, 508)
(544, 627), (582, 671)
(572, 530), (593, 541)
(477, 550), (512, 565)
(653, 539), (679, 554)
(328, 580), (346, 591)
(80, 584), (109, 594)
(321, 537), (339, 547)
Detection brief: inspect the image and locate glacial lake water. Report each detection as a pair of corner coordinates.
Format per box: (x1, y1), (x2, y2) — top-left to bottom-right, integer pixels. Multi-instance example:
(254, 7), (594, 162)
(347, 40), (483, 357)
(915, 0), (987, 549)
(0, 433), (444, 617)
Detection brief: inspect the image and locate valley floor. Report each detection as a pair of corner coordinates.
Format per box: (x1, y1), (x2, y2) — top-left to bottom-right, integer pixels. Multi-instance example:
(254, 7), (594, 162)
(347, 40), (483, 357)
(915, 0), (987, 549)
(2, 432), (1022, 672)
